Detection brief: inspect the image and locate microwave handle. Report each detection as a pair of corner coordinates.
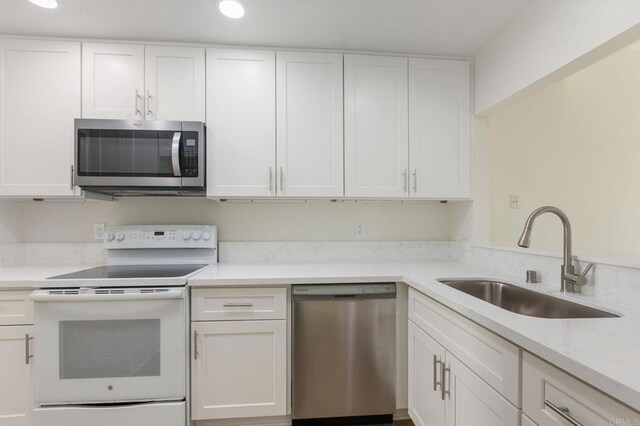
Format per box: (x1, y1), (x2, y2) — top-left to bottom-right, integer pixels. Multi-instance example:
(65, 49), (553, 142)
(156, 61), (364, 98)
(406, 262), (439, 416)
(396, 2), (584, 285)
(172, 132), (182, 177)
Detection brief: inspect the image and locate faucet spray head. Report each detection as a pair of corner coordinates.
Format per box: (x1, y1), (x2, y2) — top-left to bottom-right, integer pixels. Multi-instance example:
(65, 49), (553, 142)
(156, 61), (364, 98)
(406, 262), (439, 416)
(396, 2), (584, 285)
(518, 227), (532, 248)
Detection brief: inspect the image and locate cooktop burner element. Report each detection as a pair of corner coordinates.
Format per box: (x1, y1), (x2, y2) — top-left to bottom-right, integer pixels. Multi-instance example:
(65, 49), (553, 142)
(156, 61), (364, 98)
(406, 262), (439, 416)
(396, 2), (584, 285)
(48, 264), (208, 280)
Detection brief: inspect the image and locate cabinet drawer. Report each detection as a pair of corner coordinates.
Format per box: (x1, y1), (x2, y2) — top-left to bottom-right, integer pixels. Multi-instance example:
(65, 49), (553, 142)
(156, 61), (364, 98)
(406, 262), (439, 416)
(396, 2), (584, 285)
(523, 352), (640, 426)
(0, 291), (34, 325)
(408, 288), (520, 406)
(192, 288), (287, 321)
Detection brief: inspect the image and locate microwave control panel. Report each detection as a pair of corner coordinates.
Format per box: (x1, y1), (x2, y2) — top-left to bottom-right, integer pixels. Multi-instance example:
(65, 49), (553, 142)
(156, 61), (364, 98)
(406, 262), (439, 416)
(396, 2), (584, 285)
(182, 132), (199, 177)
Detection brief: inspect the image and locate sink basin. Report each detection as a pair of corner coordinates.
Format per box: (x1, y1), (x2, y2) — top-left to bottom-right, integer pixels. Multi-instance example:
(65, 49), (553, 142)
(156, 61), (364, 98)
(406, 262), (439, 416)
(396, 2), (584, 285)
(438, 280), (619, 319)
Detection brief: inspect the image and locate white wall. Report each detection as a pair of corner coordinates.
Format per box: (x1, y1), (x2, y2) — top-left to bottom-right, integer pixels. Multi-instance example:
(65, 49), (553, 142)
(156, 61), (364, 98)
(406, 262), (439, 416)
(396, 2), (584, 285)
(488, 39), (640, 255)
(0, 201), (23, 243)
(475, 0), (640, 114)
(8, 198), (451, 243)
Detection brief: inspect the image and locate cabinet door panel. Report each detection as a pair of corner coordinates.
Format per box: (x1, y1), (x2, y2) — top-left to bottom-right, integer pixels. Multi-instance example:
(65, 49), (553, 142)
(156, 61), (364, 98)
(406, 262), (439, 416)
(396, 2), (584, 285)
(408, 321), (446, 426)
(82, 43), (144, 119)
(0, 326), (34, 426)
(276, 52), (343, 197)
(344, 55), (408, 198)
(409, 58), (470, 199)
(445, 354), (519, 426)
(145, 46), (205, 121)
(0, 39), (81, 197)
(191, 320), (286, 420)
(207, 49), (276, 197)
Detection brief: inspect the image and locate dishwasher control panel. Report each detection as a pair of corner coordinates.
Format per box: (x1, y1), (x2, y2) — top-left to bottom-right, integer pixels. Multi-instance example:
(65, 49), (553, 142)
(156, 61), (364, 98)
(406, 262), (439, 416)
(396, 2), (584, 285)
(292, 283), (396, 300)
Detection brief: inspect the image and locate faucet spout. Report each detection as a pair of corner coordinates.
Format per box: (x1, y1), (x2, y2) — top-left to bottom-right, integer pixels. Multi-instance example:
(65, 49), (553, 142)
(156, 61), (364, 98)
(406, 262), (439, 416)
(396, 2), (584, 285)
(517, 206), (591, 292)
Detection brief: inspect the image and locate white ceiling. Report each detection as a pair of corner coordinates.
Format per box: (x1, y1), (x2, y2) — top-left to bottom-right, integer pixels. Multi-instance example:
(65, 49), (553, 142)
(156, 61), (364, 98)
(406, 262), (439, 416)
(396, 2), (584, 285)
(0, 0), (533, 56)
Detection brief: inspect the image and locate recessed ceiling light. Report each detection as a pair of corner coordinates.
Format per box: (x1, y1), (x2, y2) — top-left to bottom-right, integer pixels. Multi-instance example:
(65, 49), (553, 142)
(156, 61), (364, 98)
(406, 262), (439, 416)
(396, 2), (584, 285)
(28, 0), (58, 9)
(218, 0), (245, 19)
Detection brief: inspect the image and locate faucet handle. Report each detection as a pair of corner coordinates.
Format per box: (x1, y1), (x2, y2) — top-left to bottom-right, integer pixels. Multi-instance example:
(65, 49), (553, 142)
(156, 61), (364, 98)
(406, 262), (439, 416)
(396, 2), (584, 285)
(580, 262), (594, 278)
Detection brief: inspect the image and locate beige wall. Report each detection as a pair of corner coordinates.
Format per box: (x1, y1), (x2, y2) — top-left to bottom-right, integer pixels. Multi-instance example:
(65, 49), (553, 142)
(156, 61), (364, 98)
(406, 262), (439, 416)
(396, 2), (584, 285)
(4, 198), (451, 243)
(488, 40), (640, 255)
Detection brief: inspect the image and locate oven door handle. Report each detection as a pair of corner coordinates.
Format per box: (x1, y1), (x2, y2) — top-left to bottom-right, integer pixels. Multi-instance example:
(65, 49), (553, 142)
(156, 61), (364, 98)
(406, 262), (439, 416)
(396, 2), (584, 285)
(171, 132), (182, 177)
(30, 291), (184, 302)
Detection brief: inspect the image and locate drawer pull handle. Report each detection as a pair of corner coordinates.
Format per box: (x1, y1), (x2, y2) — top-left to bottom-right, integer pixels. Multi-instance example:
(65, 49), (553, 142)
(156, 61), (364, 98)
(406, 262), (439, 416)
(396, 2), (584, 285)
(193, 330), (199, 360)
(441, 362), (451, 400)
(223, 303), (254, 308)
(545, 400), (583, 426)
(433, 355), (442, 391)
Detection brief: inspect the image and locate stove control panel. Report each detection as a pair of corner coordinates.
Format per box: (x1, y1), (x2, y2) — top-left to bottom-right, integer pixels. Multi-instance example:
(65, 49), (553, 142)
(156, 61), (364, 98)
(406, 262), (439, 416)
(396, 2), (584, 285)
(104, 225), (217, 250)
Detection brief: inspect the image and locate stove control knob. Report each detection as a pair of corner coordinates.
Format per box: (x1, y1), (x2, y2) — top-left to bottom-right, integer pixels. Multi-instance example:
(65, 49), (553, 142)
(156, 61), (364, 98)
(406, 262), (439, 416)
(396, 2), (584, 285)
(106, 232), (115, 242)
(202, 231), (211, 241)
(192, 231), (202, 241)
(182, 231), (191, 241)
(116, 232), (125, 242)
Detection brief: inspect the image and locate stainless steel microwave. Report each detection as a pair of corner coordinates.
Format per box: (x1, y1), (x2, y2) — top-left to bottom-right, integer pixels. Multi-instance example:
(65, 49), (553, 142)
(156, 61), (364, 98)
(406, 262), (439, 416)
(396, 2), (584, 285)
(74, 119), (205, 196)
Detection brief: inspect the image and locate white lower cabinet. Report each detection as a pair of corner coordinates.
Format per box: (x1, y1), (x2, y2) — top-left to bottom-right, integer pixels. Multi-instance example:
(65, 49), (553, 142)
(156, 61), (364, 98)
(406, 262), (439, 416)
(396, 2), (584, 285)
(445, 354), (519, 426)
(408, 319), (518, 426)
(523, 351), (640, 426)
(408, 321), (446, 426)
(190, 319), (287, 420)
(0, 325), (34, 426)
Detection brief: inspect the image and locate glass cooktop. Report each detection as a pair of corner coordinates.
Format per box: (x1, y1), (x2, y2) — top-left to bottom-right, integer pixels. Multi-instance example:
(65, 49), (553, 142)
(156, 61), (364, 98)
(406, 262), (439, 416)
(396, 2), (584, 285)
(48, 264), (208, 280)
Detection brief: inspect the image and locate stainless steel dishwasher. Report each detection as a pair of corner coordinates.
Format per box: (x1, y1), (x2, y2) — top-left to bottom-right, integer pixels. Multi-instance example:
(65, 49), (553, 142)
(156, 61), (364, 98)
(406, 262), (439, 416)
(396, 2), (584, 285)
(292, 283), (396, 425)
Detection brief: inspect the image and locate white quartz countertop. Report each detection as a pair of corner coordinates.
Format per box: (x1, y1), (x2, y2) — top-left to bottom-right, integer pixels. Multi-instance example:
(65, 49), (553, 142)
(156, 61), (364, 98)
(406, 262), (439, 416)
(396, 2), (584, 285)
(190, 261), (640, 411)
(0, 264), (99, 290)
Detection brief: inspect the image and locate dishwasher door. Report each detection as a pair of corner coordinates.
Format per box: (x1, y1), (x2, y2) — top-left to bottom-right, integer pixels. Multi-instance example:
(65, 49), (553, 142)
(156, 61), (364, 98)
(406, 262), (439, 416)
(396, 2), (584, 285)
(292, 284), (396, 422)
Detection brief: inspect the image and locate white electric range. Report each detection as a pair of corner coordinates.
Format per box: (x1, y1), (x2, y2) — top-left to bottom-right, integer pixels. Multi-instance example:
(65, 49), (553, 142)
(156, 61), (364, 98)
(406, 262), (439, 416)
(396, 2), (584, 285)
(31, 225), (217, 426)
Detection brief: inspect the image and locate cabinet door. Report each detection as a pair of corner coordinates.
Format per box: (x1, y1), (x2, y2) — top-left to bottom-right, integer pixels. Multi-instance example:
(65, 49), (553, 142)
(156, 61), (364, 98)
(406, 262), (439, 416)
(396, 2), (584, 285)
(408, 321), (446, 426)
(344, 54), (408, 198)
(409, 59), (470, 199)
(0, 39), (81, 197)
(276, 52), (343, 197)
(206, 49), (276, 197)
(191, 320), (286, 420)
(445, 354), (519, 426)
(145, 46), (205, 121)
(82, 43), (144, 119)
(0, 326), (34, 426)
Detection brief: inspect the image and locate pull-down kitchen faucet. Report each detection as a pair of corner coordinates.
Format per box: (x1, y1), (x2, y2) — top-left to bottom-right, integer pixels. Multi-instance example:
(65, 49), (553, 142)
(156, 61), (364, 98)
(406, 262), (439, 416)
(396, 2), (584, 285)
(518, 206), (593, 292)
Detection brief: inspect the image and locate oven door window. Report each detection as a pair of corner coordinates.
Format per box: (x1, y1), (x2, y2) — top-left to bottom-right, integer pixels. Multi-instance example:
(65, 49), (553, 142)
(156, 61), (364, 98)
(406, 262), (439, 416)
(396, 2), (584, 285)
(77, 129), (177, 177)
(59, 319), (161, 379)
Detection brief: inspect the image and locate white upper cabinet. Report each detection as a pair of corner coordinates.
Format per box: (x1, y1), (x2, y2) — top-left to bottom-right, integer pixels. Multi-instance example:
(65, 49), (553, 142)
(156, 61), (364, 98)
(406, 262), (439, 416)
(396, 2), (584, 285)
(145, 45), (205, 121)
(409, 58), (470, 199)
(276, 52), (344, 197)
(82, 43), (145, 120)
(344, 54), (409, 198)
(206, 49), (276, 198)
(0, 39), (81, 197)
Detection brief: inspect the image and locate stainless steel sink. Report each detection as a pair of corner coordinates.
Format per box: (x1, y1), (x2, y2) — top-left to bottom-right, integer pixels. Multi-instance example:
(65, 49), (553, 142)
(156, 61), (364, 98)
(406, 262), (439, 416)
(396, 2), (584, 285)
(438, 280), (619, 319)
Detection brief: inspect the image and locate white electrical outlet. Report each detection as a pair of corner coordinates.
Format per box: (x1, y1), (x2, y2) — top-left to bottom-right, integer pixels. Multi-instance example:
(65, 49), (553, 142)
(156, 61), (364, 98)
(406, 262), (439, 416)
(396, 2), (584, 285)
(94, 223), (106, 240)
(354, 222), (366, 239)
(509, 194), (519, 209)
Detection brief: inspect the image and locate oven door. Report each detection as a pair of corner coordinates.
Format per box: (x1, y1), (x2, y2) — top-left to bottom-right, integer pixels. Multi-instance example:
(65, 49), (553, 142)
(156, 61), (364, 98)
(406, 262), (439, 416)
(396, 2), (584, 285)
(32, 288), (186, 405)
(74, 119), (204, 189)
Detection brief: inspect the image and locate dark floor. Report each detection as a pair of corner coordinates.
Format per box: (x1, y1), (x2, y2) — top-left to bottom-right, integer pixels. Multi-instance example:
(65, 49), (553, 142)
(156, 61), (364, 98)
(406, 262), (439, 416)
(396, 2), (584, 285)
(394, 421), (414, 426)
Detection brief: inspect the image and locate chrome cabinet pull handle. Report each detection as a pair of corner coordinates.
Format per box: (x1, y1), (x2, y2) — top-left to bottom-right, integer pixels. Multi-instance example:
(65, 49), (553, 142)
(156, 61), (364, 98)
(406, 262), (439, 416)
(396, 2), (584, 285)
(269, 167), (273, 193)
(279, 167), (284, 193)
(25, 334), (33, 365)
(70, 164), (75, 190)
(433, 355), (442, 391)
(545, 400), (583, 426)
(441, 362), (450, 400)
(147, 90), (153, 117)
(193, 330), (199, 360)
(412, 169), (417, 193)
(223, 303), (254, 308)
(135, 90), (143, 116)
